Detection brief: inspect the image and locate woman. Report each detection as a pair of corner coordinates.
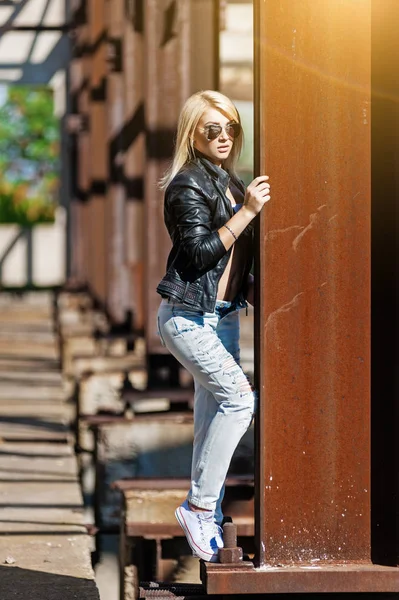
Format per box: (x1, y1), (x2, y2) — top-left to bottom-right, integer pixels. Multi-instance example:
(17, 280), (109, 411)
(156, 90), (270, 562)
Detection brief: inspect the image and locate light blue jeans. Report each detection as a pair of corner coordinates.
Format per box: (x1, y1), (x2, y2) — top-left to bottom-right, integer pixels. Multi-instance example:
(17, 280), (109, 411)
(157, 298), (256, 523)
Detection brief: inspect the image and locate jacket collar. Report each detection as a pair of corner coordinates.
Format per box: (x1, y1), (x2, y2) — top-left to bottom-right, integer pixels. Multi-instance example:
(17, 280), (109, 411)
(192, 150), (230, 189)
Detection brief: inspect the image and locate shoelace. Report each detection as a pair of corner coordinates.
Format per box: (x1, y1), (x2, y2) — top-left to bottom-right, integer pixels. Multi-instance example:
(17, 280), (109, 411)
(196, 513), (220, 544)
(195, 513), (223, 546)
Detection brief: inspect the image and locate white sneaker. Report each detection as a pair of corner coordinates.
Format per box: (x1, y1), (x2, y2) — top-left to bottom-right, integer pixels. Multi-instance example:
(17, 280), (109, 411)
(175, 500), (224, 562)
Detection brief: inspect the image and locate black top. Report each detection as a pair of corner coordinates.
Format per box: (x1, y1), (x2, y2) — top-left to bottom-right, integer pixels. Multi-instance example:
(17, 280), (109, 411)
(156, 154), (254, 313)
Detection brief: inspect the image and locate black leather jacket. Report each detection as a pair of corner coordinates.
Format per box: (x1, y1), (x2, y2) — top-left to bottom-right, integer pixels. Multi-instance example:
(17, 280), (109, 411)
(156, 154), (254, 312)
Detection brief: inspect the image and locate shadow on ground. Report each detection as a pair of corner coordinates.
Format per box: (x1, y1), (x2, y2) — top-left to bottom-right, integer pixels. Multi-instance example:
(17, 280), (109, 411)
(0, 565), (99, 600)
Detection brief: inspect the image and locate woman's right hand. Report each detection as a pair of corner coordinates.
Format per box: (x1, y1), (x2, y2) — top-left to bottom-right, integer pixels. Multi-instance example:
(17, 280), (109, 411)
(243, 175), (271, 218)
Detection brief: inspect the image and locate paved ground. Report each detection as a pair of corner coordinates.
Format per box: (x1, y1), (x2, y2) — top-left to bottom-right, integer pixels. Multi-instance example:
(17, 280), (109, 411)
(0, 293), (99, 600)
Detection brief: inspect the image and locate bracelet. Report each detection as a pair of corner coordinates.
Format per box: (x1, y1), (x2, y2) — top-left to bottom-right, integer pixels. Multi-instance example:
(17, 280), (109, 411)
(223, 223), (238, 241)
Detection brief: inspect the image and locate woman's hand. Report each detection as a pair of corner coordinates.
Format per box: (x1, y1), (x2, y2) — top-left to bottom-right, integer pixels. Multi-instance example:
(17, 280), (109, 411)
(242, 175), (271, 218)
(218, 175), (271, 251)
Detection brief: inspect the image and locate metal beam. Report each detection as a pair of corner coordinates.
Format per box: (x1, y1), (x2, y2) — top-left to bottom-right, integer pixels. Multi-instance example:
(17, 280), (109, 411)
(205, 0), (399, 592)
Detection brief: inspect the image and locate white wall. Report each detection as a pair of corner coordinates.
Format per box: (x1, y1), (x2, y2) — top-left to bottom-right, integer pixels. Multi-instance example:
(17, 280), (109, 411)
(0, 207), (66, 287)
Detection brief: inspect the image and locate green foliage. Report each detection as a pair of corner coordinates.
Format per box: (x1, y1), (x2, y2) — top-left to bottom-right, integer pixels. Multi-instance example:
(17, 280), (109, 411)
(0, 85), (59, 226)
(0, 181), (55, 226)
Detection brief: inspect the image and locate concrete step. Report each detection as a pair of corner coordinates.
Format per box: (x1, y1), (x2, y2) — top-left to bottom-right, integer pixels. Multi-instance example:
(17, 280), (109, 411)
(0, 292), (99, 599)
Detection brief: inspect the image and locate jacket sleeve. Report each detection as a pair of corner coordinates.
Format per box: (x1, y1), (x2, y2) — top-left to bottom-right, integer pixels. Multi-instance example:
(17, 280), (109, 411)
(166, 182), (228, 273)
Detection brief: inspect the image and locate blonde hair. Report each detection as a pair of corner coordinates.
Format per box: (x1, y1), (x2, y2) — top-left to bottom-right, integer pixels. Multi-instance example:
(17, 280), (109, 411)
(159, 90), (243, 189)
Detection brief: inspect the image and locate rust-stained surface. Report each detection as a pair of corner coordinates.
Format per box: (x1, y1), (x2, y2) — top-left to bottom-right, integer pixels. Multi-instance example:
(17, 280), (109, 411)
(202, 0), (399, 593)
(106, 0), (129, 324)
(253, 0), (372, 566)
(88, 0), (107, 303)
(124, 488), (189, 534)
(219, 523), (244, 564)
(189, 0), (219, 94)
(120, 479), (254, 538)
(203, 563), (399, 595)
(144, 0), (190, 354)
(69, 1), (90, 285)
(124, 1), (146, 332)
(118, 477), (255, 597)
(113, 474), (253, 492)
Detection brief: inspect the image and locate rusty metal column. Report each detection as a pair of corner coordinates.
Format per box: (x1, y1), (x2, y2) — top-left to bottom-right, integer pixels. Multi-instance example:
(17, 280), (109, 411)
(255, 0), (372, 567)
(189, 0), (219, 93)
(69, 0), (90, 285)
(143, 0), (190, 361)
(87, 0), (107, 303)
(258, 0), (371, 564)
(123, 2), (145, 332)
(105, 0), (129, 325)
(202, 0), (399, 594)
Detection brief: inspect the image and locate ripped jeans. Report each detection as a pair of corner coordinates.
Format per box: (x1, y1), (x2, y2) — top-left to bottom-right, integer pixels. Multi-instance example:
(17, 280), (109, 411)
(157, 298), (256, 523)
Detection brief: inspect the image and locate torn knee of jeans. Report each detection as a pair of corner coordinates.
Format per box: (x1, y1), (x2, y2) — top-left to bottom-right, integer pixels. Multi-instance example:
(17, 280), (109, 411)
(222, 360), (245, 385)
(238, 377), (254, 395)
(222, 356), (237, 371)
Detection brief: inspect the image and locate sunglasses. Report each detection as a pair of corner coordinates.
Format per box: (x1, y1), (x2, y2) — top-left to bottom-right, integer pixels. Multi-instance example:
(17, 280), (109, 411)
(199, 122), (242, 141)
